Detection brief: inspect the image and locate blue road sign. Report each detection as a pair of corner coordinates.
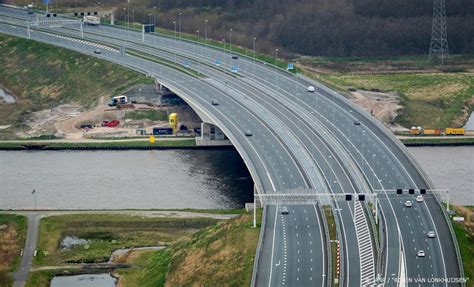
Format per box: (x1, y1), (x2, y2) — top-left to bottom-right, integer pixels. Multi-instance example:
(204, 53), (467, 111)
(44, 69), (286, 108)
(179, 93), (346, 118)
(183, 61), (190, 68)
(231, 66), (238, 73)
(287, 63), (294, 70)
(43, 0), (51, 4)
(215, 59), (221, 66)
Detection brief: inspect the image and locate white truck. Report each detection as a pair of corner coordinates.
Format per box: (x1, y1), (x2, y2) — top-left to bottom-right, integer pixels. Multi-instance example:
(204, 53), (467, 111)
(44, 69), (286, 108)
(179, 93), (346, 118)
(83, 15), (100, 26)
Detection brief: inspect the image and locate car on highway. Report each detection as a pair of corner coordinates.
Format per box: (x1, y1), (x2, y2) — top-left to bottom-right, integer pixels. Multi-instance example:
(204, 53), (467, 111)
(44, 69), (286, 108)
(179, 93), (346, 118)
(404, 200), (413, 207)
(416, 195), (423, 202)
(307, 86), (316, 92)
(211, 100), (219, 106)
(94, 49), (102, 54)
(232, 55), (238, 59)
(427, 231), (436, 238)
(354, 120), (361, 125)
(417, 250), (426, 257)
(281, 206), (289, 215)
(245, 130), (253, 136)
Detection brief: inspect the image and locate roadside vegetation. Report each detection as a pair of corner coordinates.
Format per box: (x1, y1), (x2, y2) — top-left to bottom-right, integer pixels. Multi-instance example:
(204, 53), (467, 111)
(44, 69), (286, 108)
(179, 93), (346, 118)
(323, 207), (338, 286)
(124, 110), (168, 121)
(0, 34), (152, 139)
(123, 211), (261, 287)
(301, 55), (474, 128)
(0, 138), (196, 150)
(400, 137), (474, 146)
(451, 206), (474, 287)
(0, 214), (27, 286)
(33, 213), (218, 266)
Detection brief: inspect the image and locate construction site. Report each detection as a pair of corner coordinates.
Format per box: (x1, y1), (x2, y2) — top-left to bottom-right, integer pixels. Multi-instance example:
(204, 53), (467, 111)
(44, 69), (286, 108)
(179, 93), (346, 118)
(16, 82), (203, 140)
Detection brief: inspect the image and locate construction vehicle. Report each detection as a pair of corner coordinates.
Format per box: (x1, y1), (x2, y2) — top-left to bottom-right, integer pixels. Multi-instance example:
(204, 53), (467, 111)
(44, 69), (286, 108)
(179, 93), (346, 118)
(108, 95), (128, 107)
(83, 15), (100, 25)
(445, 128), (465, 135)
(410, 126), (464, 136)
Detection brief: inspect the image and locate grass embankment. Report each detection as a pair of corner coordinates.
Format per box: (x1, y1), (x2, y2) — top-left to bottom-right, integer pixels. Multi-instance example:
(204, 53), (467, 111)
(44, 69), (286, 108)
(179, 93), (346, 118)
(400, 137), (474, 146)
(33, 214), (218, 266)
(0, 214), (27, 286)
(451, 206), (474, 287)
(0, 138), (196, 150)
(124, 110), (168, 121)
(0, 34), (152, 139)
(121, 211), (261, 287)
(323, 207), (338, 286)
(301, 55), (474, 129)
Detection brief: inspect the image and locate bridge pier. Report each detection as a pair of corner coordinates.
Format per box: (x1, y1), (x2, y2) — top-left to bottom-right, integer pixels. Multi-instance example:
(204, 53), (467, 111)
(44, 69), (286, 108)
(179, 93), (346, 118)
(195, 122), (232, 146)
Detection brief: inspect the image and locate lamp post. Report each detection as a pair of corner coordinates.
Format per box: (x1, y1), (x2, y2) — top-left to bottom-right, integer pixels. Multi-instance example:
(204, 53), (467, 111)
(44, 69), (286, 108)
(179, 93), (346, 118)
(32, 189), (37, 210)
(229, 28), (233, 56)
(253, 37), (256, 75)
(372, 154), (376, 189)
(173, 21), (177, 65)
(178, 12), (182, 39)
(204, 19), (208, 59)
(196, 29), (200, 56)
(275, 48), (279, 87)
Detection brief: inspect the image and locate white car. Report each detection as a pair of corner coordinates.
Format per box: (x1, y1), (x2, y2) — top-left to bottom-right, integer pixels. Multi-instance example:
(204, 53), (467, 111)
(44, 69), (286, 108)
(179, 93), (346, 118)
(427, 231), (436, 238)
(404, 200), (413, 207)
(416, 195), (423, 202)
(417, 250), (425, 257)
(281, 207), (289, 215)
(307, 86), (315, 92)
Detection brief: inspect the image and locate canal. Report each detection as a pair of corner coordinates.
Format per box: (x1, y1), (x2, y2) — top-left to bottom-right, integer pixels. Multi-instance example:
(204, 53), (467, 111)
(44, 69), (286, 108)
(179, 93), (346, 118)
(0, 146), (472, 209)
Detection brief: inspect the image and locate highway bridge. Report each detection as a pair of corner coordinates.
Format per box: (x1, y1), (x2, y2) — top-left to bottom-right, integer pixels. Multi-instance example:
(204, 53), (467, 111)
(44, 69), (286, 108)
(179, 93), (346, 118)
(0, 5), (464, 286)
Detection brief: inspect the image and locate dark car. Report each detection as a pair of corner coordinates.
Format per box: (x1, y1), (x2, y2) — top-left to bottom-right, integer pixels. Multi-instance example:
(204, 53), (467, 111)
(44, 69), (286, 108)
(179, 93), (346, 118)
(354, 120), (361, 125)
(232, 55), (238, 59)
(211, 100), (219, 106)
(94, 49), (102, 54)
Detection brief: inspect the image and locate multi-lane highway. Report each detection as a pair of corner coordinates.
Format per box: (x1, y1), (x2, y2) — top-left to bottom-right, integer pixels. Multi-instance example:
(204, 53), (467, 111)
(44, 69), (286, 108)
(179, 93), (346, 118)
(0, 5), (464, 286)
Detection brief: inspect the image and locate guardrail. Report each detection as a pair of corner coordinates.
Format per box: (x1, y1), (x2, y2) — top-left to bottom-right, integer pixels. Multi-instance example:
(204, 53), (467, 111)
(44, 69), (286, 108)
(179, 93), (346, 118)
(250, 206), (266, 287)
(298, 73), (465, 286)
(319, 203), (332, 287)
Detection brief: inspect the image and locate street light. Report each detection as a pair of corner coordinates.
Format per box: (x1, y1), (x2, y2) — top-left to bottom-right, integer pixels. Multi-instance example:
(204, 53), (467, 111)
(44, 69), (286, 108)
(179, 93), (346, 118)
(173, 20), (177, 65)
(229, 28), (233, 56)
(275, 48), (279, 87)
(178, 12), (182, 39)
(253, 37), (256, 75)
(372, 154), (376, 189)
(196, 30), (200, 56)
(205, 19), (208, 59)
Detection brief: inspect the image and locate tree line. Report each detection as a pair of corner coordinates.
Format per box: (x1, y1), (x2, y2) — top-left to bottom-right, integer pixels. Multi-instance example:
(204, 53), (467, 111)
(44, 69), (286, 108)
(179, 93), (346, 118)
(10, 0), (474, 57)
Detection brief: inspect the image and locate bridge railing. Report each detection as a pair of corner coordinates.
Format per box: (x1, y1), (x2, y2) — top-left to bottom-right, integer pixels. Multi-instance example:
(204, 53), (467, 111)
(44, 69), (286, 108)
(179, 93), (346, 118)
(250, 206), (266, 287)
(298, 73), (465, 285)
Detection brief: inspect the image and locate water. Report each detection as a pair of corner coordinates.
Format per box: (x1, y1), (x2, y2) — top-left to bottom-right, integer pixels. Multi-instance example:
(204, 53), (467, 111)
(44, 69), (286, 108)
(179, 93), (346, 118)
(0, 88), (15, 103)
(407, 146), (474, 205)
(0, 147), (471, 209)
(60, 236), (90, 250)
(50, 273), (116, 287)
(0, 150), (253, 210)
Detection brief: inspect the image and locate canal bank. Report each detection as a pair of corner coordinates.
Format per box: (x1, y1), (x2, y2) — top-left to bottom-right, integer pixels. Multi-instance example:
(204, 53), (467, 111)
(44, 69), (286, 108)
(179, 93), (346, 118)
(1, 135), (474, 151)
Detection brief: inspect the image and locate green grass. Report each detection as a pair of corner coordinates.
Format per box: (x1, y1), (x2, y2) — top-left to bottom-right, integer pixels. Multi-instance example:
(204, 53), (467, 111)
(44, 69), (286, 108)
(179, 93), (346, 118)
(0, 214), (28, 271)
(324, 207), (339, 286)
(0, 214), (27, 287)
(138, 212), (260, 286)
(302, 57), (474, 129)
(453, 222), (474, 287)
(400, 137), (474, 145)
(124, 110), (168, 121)
(33, 214), (218, 266)
(0, 33), (152, 139)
